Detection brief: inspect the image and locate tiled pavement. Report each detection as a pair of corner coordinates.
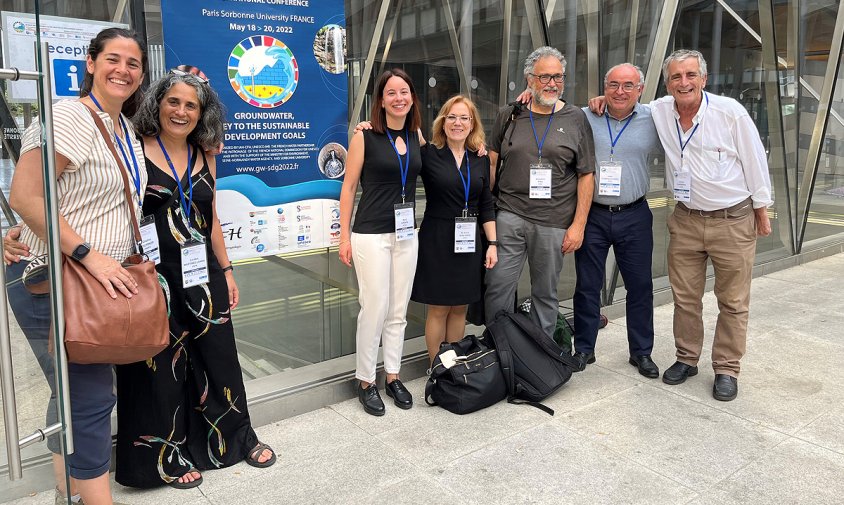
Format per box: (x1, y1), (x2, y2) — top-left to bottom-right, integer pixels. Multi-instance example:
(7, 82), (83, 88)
(9, 254), (844, 505)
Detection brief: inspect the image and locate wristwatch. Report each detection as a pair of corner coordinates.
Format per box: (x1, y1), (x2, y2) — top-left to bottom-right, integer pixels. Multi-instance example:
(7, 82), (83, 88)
(71, 242), (91, 261)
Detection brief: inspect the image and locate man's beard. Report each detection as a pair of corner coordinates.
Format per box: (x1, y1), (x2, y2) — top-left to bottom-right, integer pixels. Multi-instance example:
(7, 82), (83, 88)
(532, 87), (561, 107)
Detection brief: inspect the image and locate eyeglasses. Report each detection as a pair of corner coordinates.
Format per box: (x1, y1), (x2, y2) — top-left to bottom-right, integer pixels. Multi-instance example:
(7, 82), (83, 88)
(445, 115), (473, 124)
(605, 82), (641, 92)
(170, 65), (209, 84)
(529, 73), (565, 84)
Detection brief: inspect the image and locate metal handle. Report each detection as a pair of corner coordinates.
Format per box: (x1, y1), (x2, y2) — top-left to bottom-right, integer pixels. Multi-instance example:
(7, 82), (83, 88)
(0, 222), (22, 480)
(37, 40), (74, 456)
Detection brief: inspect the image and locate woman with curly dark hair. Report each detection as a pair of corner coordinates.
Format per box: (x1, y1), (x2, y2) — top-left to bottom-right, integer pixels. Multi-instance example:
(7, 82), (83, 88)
(113, 70), (276, 489)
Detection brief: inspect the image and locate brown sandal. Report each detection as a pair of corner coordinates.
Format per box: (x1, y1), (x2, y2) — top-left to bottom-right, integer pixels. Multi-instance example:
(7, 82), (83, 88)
(246, 441), (276, 468)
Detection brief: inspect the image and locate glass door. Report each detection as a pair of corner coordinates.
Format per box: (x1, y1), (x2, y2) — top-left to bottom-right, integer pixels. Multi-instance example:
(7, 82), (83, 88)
(1, 1), (77, 503)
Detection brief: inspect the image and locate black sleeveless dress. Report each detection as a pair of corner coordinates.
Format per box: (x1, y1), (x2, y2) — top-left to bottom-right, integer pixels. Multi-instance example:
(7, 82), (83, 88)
(114, 150), (258, 488)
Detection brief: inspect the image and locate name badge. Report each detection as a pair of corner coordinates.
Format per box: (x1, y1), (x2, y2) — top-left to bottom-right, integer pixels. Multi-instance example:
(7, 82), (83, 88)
(181, 238), (209, 288)
(394, 202), (415, 241)
(454, 216), (477, 253)
(529, 163), (552, 199)
(139, 215), (161, 265)
(673, 170), (691, 202)
(598, 161), (622, 196)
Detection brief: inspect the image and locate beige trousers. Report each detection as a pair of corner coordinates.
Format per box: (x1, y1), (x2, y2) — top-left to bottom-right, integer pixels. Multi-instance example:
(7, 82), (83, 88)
(667, 203), (757, 377)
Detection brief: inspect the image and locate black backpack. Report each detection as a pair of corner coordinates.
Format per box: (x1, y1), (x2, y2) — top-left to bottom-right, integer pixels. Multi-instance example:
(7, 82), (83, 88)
(482, 310), (578, 415)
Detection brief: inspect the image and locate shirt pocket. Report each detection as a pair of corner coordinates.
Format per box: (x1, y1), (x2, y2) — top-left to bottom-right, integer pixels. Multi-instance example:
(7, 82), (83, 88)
(701, 145), (730, 180)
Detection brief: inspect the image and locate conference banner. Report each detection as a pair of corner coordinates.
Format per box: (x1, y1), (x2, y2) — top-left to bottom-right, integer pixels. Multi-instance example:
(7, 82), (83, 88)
(161, 0), (347, 260)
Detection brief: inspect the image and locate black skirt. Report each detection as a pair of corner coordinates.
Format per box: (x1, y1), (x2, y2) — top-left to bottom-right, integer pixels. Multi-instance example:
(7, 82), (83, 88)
(411, 215), (485, 306)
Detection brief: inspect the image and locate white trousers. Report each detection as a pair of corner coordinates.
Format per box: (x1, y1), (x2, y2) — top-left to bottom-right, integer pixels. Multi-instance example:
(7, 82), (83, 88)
(351, 232), (419, 383)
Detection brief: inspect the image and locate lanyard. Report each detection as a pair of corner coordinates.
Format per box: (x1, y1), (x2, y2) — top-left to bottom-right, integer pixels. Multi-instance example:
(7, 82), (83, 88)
(156, 136), (196, 227)
(385, 126), (411, 203)
(89, 93), (143, 204)
(456, 150), (471, 215)
(605, 112), (635, 159)
(675, 91), (709, 165)
(528, 102), (556, 162)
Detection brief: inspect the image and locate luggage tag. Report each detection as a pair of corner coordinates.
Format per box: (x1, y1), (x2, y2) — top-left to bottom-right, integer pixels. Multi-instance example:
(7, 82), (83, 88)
(529, 162), (552, 199)
(394, 202), (415, 241)
(454, 209), (477, 253)
(180, 238), (209, 288)
(598, 161), (622, 197)
(673, 169), (691, 203)
(139, 215), (161, 265)
(439, 349), (458, 369)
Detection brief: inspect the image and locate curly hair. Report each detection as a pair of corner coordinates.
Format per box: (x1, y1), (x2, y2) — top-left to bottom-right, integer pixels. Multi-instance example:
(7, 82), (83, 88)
(132, 73), (225, 150)
(430, 95), (485, 152)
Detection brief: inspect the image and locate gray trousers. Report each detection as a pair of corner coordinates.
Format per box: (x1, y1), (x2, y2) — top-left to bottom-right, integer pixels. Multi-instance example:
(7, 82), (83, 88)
(484, 210), (566, 337)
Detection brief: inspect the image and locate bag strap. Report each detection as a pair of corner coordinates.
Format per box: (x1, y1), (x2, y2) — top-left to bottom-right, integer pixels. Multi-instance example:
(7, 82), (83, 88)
(83, 104), (142, 247)
(492, 102), (521, 197)
(424, 378), (438, 406)
(507, 311), (580, 370)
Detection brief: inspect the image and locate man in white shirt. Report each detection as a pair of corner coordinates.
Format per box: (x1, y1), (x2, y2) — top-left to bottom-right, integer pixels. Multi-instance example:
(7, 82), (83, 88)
(652, 49), (772, 401)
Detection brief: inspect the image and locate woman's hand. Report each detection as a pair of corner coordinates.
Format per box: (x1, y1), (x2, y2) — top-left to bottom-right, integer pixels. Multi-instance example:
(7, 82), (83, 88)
(477, 144), (488, 157)
(515, 89), (532, 104)
(225, 270), (240, 309)
(339, 240), (352, 267)
(3, 225), (29, 265)
(80, 250), (139, 299)
(484, 244), (498, 269)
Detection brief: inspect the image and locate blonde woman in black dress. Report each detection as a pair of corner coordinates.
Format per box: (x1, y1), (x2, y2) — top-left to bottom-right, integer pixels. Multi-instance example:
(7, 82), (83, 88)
(412, 95), (497, 363)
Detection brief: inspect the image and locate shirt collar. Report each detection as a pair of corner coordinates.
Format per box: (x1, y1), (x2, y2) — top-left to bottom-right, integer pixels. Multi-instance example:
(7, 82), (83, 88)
(607, 105), (637, 122)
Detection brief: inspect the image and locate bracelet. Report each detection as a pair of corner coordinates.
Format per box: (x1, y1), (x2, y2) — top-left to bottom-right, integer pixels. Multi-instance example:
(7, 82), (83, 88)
(488, 240), (499, 246)
(222, 265), (234, 273)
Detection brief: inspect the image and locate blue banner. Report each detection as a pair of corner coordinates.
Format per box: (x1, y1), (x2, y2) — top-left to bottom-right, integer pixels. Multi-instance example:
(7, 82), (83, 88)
(161, 0), (347, 259)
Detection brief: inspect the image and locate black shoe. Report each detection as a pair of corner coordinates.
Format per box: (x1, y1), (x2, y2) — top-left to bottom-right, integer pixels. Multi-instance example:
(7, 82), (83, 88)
(384, 379), (413, 409)
(629, 355), (659, 379)
(571, 352), (596, 372)
(662, 361), (698, 385)
(713, 374), (738, 401)
(358, 383), (385, 416)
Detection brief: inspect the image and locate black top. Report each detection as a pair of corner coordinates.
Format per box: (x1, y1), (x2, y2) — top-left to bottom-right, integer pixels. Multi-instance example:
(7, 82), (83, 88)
(352, 127), (422, 234)
(420, 144), (494, 223)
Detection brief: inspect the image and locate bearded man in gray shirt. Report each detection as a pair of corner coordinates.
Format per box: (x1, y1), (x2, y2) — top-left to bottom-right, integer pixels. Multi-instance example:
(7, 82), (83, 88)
(485, 46), (596, 338)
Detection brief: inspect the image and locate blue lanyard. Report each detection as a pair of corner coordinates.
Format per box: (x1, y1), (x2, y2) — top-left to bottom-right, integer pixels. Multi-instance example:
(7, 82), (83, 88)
(675, 91), (709, 165)
(385, 126), (411, 203)
(528, 102), (556, 162)
(456, 151), (471, 214)
(89, 93), (143, 205)
(156, 136), (196, 227)
(605, 112), (635, 159)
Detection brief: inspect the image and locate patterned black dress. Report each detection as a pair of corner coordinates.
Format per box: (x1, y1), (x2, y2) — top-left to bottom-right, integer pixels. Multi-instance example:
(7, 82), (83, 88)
(114, 149), (258, 488)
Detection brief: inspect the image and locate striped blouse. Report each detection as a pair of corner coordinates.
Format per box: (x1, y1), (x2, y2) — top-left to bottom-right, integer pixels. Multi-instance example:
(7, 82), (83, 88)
(18, 100), (147, 261)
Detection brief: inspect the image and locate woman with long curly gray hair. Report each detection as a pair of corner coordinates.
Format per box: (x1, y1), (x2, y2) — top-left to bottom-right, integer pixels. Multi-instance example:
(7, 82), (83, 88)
(114, 68), (277, 489)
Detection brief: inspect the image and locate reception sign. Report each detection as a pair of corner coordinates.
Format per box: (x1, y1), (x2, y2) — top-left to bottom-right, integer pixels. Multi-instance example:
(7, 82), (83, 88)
(161, 0), (347, 260)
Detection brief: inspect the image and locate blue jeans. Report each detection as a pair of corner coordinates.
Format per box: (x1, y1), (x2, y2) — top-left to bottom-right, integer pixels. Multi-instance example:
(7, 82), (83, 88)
(573, 201), (655, 356)
(6, 259), (115, 479)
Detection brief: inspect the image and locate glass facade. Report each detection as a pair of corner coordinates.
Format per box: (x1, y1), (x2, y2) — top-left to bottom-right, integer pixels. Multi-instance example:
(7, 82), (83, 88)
(2, 0), (844, 496)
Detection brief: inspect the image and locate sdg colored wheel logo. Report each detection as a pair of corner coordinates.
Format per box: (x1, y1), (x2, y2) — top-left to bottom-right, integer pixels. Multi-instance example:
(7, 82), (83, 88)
(228, 35), (299, 108)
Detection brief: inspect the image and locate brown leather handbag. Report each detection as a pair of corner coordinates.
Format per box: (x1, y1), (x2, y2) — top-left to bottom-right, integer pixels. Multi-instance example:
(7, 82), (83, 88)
(60, 106), (169, 364)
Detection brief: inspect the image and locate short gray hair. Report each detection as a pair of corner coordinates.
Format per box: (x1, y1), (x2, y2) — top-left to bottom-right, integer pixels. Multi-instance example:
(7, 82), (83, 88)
(604, 63), (645, 86)
(523, 46), (567, 79)
(132, 73), (225, 151)
(662, 49), (708, 81)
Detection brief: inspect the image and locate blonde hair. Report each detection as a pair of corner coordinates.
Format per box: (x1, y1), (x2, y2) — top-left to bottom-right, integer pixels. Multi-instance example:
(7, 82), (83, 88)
(430, 95), (486, 151)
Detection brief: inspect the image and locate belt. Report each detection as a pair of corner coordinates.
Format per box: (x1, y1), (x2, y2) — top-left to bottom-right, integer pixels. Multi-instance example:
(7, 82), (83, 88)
(675, 198), (753, 218)
(592, 196), (646, 213)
